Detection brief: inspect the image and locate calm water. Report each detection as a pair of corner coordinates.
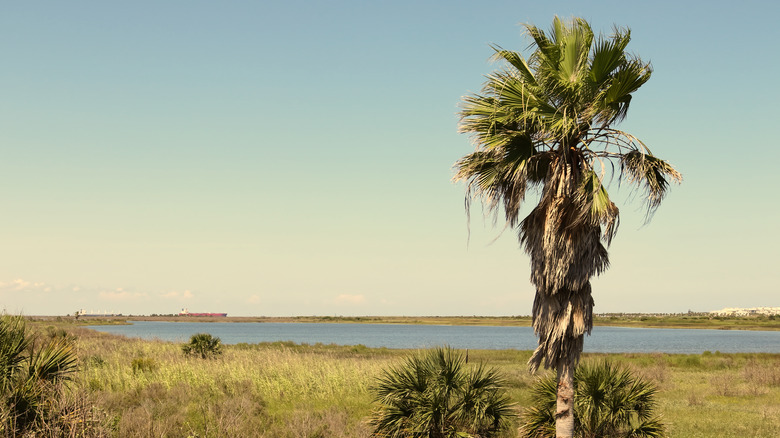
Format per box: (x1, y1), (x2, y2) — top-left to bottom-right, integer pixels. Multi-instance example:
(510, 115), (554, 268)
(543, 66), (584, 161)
(86, 321), (780, 354)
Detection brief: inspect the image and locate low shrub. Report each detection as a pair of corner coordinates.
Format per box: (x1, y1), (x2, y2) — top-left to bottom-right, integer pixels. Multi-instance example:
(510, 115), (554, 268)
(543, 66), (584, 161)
(182, 333), (223, 359)
(0, 314), (79, 435)
(369, 346), (515, 437)
(520, 360), (666, 438)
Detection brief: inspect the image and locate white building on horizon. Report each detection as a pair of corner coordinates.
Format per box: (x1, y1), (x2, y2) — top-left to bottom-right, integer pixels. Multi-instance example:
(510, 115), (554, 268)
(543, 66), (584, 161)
(710, 307), (780, 316)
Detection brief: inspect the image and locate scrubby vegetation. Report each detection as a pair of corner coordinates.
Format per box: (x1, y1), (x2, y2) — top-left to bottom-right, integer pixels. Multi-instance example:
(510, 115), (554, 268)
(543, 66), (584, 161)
(370, 346), (514, 437)
(520, 361), (665, 437)
(182, 333), (223, 359)
(0, 315), (78, 436)
(3, 320), (779, 437)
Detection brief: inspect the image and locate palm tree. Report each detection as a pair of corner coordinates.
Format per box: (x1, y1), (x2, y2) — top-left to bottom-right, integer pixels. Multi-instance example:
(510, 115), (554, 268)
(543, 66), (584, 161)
(454, 17), (680, 437)
(520, 360), (666, 438)
(370, 346), (515, 437)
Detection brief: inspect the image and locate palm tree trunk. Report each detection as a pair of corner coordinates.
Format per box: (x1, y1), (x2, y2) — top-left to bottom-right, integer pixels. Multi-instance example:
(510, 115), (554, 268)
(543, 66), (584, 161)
(556, 359), (575, 438)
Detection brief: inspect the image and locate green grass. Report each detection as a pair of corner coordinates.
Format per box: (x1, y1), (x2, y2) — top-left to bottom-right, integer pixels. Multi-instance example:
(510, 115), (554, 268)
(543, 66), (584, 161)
(25, 321), (780, 437)
(67, 326), (395, 436)
(593, 314), (780, 331)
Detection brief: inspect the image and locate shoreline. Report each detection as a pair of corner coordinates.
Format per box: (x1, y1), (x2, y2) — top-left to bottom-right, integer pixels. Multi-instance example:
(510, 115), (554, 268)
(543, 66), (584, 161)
(32, 314), (780, 331)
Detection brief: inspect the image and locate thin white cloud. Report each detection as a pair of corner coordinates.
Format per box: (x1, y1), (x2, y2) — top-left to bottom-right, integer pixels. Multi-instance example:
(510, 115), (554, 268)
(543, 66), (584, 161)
(0, 278), (47, 292)
(335, 294), (365, 305)
(0, 279), (84, 296)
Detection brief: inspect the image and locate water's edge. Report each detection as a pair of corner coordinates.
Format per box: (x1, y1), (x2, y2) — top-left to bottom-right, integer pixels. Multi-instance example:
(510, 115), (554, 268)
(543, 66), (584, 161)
(87, 321), (780, 354)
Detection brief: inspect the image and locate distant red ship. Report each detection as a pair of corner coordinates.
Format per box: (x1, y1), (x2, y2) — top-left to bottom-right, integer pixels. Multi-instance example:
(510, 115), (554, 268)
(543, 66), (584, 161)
(179, 308), (227, 317)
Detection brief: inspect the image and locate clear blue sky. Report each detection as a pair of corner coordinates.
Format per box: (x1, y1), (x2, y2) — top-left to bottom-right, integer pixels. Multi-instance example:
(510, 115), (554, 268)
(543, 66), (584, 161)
(1, 1), (778, 316)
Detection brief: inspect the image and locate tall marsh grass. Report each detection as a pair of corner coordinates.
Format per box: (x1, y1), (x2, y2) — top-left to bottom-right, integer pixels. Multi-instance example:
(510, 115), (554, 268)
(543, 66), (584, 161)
(24, 323), (780, 437)
(69, 327), (395, 436)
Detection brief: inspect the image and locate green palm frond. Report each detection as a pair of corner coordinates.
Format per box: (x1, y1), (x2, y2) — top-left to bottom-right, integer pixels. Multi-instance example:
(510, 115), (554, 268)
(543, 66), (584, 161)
(552, 18), (593, 95)
(27, 337), (78, 385)
(599, 59), (652, 125)
(370, 347), (515, 437)
(628, 417), (667, 438)
(524, 23), (557, 68)
(490, 46), (537, 84)
(1, 315), (78, 434)
(520, 361), (667, 438)
(182, 333), (223, 359)
(455, 363), (514, 433)
(589, 27), (631, 84)
(0, 316), (31, 394)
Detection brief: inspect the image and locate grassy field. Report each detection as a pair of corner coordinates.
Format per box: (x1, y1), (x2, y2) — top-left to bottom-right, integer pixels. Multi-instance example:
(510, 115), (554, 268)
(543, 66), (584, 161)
(593, 314), (780, 331)
(27, 321), (780, 437)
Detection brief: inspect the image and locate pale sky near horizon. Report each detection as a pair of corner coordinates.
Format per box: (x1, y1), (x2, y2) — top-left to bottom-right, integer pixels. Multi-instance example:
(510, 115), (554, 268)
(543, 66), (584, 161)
(2, 1), (778, 317)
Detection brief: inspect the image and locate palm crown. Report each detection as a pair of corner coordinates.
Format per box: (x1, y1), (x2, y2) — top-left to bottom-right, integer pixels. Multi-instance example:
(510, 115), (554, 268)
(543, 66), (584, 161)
(455, 17), (680, 372)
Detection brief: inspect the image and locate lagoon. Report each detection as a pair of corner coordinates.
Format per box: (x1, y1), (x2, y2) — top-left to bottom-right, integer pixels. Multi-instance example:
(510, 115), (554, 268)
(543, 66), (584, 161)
(86, 321), (780, 354)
